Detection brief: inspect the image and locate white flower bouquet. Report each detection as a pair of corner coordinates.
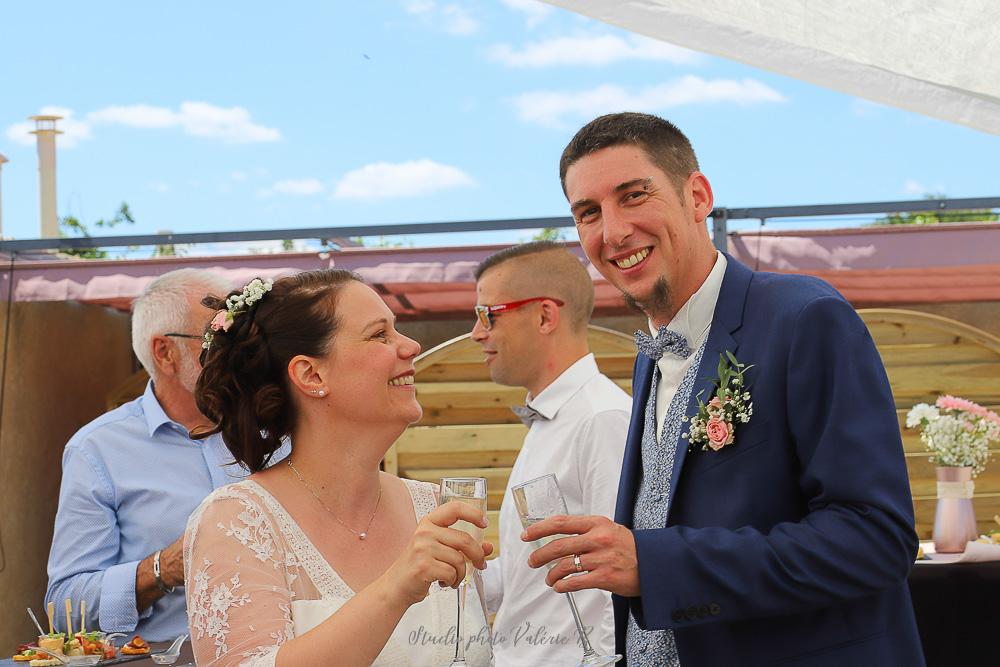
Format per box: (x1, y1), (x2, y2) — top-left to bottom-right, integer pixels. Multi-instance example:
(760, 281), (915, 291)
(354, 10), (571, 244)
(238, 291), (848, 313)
(906, 395), (1000, 476)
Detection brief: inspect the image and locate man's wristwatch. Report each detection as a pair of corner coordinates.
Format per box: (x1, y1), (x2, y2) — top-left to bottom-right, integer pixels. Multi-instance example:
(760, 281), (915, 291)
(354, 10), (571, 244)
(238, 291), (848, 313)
(153, 550), (176, 595)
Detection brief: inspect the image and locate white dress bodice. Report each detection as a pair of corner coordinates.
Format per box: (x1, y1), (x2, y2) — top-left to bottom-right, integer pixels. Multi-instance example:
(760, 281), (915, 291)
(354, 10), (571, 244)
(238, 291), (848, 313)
(184, 478), (493, 666)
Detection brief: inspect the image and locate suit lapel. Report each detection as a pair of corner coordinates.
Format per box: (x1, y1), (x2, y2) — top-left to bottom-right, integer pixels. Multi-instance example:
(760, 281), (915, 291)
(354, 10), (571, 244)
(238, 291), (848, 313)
(615, 352), (655, 527)
(666, 255), (752, 512)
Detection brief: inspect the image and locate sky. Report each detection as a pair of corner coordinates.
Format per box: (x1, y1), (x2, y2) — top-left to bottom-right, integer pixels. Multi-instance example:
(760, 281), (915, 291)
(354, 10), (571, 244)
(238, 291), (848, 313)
(2, 0), (999, 252)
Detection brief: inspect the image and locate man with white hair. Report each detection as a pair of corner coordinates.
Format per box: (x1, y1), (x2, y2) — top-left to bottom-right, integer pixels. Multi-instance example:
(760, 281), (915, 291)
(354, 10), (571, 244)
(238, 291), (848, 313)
(45, 269), (269, 641)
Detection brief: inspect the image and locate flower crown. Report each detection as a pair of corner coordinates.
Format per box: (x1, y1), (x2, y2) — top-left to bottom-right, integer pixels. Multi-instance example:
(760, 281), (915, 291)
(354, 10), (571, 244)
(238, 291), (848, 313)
(203, 278), (274, 349)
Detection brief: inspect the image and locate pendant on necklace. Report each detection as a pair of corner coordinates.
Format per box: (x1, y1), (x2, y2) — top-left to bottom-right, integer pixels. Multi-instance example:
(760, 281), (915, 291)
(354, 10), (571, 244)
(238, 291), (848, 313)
(359, 532), (367, 540)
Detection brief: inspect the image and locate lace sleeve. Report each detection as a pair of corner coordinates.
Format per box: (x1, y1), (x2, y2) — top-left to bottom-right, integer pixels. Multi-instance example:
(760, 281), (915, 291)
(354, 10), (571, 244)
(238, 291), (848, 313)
(184, 487), (296, 667)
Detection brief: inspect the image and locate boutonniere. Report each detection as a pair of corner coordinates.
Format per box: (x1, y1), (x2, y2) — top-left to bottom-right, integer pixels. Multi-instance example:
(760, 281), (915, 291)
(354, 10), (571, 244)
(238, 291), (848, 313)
(682, 351), (753, 452)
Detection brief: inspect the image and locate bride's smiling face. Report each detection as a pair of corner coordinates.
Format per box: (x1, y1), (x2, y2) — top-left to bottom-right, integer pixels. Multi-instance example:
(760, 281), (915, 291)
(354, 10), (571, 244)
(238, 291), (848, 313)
(319, 281), (422, 425)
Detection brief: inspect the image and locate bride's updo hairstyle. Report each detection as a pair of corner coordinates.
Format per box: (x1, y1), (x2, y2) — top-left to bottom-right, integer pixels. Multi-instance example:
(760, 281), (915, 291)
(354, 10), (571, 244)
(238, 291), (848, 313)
(194, 269), (360, 472)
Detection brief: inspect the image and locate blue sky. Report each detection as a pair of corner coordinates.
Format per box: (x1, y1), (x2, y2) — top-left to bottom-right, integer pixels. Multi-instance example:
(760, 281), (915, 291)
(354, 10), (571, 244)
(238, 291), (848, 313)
(2, 1), (999, 250)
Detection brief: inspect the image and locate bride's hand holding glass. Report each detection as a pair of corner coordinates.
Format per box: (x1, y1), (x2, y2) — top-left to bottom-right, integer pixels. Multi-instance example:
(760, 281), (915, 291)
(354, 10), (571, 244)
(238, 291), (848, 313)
(381, 501), (491, 605)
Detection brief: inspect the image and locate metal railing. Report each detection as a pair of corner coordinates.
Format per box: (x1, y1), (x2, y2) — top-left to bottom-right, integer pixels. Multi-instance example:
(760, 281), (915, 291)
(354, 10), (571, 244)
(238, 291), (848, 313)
(0, 197), (997, 254)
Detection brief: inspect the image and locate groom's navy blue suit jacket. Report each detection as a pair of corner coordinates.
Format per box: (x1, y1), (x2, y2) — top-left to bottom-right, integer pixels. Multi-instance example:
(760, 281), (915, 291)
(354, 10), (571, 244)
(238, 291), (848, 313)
(613, 256), (924, 666)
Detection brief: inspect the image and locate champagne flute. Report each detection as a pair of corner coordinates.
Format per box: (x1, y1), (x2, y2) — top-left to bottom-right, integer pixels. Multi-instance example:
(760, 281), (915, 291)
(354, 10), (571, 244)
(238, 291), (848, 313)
(512, 473), (621, 667)
(440, 477), (488, 667)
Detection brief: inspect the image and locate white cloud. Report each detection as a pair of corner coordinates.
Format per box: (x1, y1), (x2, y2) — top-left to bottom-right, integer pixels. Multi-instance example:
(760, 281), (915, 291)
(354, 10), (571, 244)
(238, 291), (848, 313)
(88, 102), (281, 143)
(5, 102), (279, 147)
(230, 170), (248, 181)
(333, 159), (475, 200)
(404, 1), (479, 35)
(4, 106), (93, 148)
(88, 104), (179, 128)
(404, 0), (434, 14)
(513, 77), (788, 128)
(851, 99), (887, 117)
(489, 34), (700, 68)
(148, 181), (171, 193)
(258, 178), (326, 197)
(499, 0), (552, 28)
(901, 180), (944, 197)
(441, 5), (479, 35)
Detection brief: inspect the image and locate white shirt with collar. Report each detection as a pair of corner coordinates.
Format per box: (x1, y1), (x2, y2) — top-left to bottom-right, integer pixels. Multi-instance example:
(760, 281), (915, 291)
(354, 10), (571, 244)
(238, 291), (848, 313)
(482, 353), (631, 667)
(652, 251), (727, 441)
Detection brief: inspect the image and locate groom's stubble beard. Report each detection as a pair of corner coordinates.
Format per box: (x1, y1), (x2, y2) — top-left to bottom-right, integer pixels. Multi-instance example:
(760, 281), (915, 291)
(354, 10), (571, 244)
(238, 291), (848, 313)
(623, 276), (672, 322)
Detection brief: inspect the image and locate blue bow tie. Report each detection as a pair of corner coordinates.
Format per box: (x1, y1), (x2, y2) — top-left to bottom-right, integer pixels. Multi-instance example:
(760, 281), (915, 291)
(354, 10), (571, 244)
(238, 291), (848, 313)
(511, 404), (548, 426)
(634, 326), (692, 360)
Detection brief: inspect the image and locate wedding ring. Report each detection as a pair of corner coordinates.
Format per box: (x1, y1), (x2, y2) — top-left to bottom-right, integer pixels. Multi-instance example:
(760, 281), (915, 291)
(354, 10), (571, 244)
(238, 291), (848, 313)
(573, 554), (583, 573)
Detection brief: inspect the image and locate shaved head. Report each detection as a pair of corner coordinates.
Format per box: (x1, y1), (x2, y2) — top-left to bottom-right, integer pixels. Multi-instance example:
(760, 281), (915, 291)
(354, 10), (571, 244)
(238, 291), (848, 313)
(475, 241), (594, 333)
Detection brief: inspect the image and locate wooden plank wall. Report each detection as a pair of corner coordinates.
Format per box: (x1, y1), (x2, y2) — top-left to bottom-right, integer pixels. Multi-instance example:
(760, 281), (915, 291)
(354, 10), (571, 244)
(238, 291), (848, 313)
(858, 309), (1000, 539)
(391, 310), (1000, 545)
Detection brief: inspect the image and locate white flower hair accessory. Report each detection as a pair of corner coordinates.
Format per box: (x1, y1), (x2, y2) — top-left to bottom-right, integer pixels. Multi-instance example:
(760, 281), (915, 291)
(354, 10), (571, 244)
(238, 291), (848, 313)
(203, 278), (274, 349)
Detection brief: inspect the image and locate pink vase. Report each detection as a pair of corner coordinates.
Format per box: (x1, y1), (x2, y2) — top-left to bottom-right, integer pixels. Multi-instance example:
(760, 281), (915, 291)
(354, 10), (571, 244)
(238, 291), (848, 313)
(932, 466), (978, 553)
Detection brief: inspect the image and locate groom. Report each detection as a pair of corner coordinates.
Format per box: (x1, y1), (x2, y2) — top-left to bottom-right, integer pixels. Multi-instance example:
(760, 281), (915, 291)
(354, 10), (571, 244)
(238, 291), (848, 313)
(523, 112), (924, 665)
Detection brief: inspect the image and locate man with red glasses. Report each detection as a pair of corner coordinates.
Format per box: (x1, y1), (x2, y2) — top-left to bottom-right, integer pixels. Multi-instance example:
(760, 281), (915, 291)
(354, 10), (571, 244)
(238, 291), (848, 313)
(472, 241), (631, 667)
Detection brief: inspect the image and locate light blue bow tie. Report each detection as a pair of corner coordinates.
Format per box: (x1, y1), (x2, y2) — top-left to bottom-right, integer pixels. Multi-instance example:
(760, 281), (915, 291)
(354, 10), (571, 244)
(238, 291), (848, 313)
(634, 326), (692, 360)
(511, 404), (548, 426)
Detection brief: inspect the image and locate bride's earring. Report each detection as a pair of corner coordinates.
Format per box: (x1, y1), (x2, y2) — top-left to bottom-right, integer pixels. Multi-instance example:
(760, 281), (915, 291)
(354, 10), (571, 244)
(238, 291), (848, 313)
(311, 389), (326, 397)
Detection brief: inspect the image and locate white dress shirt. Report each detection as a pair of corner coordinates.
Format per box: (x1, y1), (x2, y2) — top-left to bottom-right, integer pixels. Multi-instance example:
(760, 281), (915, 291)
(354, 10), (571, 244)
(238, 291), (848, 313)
(653, 252), (727, 441)
(482, 353), (631, 667)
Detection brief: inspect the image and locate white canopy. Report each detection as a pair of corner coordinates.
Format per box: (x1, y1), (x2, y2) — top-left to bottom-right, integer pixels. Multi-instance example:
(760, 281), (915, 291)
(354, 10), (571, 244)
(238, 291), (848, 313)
(542, 0), (1000, 135)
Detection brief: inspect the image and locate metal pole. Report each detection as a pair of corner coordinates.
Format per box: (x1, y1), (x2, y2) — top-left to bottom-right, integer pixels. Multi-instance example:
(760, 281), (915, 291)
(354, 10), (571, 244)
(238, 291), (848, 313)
(712, 208), (729, 252)
(0, 154), (8, 238)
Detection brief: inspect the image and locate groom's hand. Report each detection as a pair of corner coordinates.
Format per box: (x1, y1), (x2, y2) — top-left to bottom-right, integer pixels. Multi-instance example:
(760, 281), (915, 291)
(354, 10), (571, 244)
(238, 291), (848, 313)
(523, 515), (640, 597)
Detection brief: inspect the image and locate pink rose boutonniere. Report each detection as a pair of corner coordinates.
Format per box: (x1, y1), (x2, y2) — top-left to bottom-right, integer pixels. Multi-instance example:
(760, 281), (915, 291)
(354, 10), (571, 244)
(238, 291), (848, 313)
(683, 351), (753, 452)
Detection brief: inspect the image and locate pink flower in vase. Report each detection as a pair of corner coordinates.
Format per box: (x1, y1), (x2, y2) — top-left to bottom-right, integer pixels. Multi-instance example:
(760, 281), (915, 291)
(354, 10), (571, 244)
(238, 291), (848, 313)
(938, 395), (986, 417)
(705, 417), (733, 451)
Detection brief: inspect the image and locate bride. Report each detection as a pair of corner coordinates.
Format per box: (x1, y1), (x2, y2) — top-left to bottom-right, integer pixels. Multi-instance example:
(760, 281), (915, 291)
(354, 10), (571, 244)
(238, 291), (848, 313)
(183, 270), (493, 666)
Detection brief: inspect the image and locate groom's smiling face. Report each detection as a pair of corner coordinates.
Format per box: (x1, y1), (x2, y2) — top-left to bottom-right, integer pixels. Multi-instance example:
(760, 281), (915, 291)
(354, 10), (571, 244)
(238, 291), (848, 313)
(564, 144), (714, 325)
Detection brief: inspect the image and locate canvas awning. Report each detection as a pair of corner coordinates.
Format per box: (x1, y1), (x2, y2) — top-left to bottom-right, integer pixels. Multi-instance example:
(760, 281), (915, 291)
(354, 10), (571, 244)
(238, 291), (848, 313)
(542, 0), (1000, 135)
(728, 222), (1000, 306)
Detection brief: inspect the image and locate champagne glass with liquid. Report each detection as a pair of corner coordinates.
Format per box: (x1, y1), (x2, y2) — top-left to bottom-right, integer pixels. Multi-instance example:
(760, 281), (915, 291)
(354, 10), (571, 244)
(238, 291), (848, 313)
(440, 477), (488, 667)
(511, 473), (621, 667)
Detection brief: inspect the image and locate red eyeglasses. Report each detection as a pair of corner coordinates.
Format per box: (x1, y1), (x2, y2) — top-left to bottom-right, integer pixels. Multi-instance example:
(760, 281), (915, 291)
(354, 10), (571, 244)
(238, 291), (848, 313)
(474, 297), (565, 330)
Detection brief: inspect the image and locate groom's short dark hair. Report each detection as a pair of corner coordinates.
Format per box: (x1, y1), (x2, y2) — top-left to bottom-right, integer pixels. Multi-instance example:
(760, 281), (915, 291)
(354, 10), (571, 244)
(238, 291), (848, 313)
(559, 112), (700, 196)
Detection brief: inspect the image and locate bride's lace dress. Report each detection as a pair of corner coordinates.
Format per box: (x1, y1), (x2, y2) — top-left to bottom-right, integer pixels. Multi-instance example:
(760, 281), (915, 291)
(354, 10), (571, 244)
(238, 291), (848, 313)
(184, 478), (493, 666)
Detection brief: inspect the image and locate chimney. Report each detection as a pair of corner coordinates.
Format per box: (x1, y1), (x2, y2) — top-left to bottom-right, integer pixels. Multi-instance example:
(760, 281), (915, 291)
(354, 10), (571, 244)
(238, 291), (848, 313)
(0, 153), (8, 238)
(30, 115), (62, 238)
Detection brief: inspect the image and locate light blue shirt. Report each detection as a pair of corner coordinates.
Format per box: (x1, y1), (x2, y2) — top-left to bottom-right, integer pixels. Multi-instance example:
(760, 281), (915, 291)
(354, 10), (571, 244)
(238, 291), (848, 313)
(45, 381), (284, 641)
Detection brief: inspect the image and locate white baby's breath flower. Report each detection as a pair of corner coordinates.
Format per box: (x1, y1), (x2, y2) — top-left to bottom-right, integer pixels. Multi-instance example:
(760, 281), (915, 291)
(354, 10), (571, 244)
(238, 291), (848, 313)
(910, 400), (997, 476)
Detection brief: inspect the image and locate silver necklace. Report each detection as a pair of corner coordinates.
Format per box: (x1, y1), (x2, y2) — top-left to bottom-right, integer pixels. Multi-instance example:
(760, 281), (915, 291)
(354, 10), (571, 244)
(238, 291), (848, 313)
(286, 459), (382, 540)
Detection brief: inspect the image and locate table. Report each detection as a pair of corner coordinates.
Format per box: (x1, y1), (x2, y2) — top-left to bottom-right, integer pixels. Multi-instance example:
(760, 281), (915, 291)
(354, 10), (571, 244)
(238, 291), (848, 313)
(1, 640), (194, 667)
(908, 560), (1000, 666)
